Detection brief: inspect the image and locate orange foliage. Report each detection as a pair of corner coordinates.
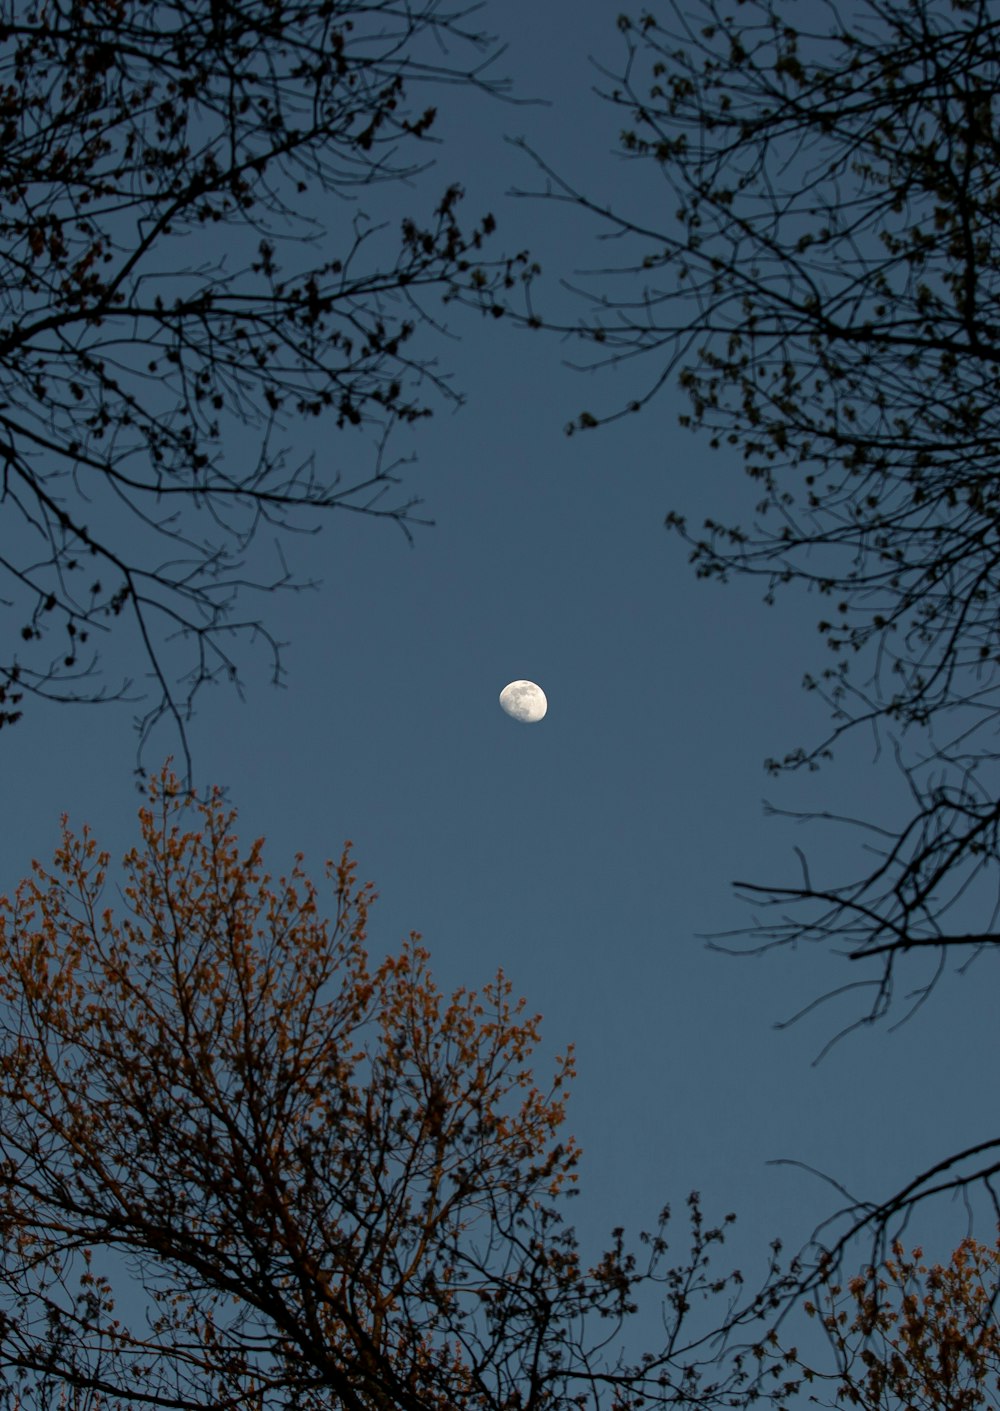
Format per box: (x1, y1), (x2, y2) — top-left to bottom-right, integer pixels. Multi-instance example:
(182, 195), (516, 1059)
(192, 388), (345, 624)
(0, 768), (578, 1410)
(767, 1238), (1000, 1411)
(0, 770), (768, 1411)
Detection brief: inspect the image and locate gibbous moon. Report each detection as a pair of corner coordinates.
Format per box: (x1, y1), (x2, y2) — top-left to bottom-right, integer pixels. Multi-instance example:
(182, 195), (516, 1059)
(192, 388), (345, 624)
(499, 680), (547, 723)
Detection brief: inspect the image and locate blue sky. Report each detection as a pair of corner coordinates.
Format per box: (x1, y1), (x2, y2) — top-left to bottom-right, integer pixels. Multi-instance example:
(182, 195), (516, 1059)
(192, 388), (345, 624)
(4, 0), (999, 1356)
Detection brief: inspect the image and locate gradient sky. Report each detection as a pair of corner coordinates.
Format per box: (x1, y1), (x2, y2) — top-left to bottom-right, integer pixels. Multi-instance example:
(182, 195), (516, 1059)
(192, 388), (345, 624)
(4, 0), (998, 1360)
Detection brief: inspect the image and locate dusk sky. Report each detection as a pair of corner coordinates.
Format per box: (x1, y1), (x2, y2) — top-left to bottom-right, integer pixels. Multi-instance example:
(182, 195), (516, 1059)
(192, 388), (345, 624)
(4, 0), (997, 1352)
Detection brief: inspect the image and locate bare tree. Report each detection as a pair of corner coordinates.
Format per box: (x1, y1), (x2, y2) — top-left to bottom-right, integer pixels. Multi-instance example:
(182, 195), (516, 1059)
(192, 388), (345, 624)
(508, 0), (1000, 1252)
(0, 768), (788, 1411)
(0, 0), (529, 770)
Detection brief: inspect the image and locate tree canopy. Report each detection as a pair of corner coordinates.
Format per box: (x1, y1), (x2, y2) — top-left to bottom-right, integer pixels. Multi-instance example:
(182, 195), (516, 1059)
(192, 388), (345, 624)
(0, 768), (785, 1411)
(513, 0), (1000, 1254)
(0, 0), (526, 768)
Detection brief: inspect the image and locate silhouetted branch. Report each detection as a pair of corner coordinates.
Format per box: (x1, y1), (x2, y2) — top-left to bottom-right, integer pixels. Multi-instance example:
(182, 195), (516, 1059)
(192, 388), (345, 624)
(0, 0), (533, 772)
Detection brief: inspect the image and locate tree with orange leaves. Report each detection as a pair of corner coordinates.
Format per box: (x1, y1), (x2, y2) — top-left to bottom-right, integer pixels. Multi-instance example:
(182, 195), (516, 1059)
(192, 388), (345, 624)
(757, 1236), (1000, 1411)
(0, 769), (777, 1411)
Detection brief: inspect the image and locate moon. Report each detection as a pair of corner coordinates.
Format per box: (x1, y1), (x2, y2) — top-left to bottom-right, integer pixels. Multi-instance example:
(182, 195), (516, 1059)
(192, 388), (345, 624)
(499, 680), (547, 723)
